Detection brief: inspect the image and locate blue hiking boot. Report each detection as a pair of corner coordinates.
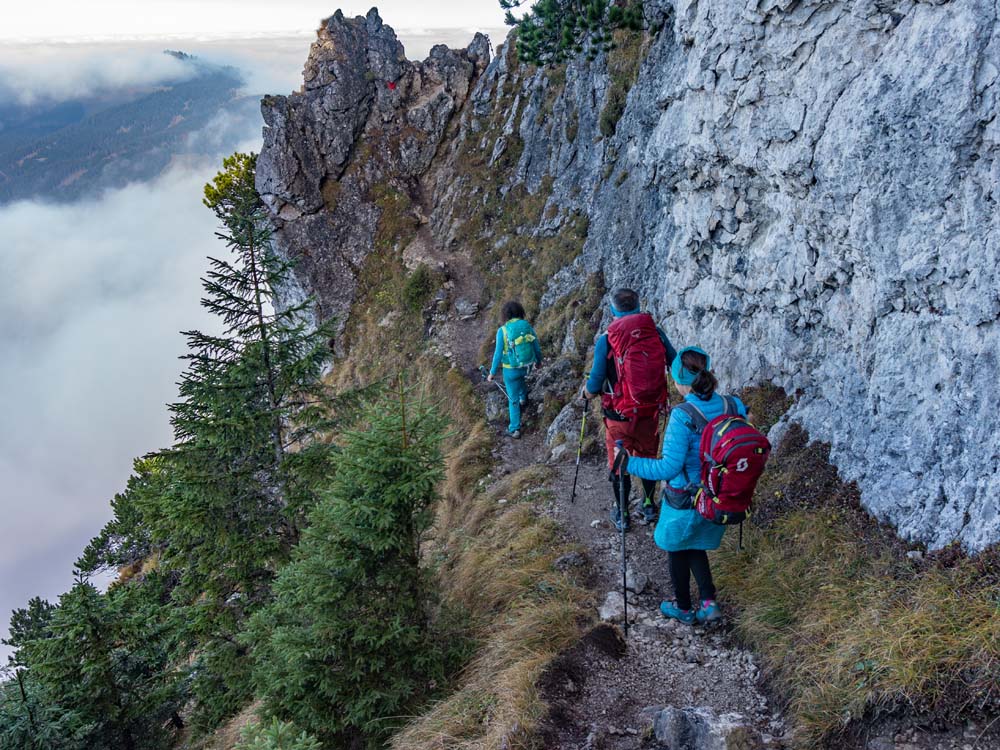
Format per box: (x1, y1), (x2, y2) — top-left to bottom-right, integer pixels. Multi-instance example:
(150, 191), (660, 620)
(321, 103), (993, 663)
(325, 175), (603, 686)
(640, 498), (658, 525)
(660, 601), (696, 625)
(696, 599), (722, 624)
(610, 503), (630, 532)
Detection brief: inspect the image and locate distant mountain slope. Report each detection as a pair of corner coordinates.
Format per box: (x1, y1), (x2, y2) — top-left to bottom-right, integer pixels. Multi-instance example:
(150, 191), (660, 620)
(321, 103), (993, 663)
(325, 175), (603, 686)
(0, 54), (260, 203)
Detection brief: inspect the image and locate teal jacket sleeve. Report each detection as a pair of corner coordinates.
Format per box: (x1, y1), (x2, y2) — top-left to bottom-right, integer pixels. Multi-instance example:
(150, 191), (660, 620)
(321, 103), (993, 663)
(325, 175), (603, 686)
(489, 327), (504, 375)
(625, 409), (691, 483)
(586, 334), (609, 394)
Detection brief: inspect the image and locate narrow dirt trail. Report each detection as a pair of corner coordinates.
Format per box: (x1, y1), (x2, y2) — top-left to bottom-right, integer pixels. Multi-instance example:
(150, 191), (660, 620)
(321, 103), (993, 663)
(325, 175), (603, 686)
(483, 415), (787, 749)
(418, 178), (786, 745)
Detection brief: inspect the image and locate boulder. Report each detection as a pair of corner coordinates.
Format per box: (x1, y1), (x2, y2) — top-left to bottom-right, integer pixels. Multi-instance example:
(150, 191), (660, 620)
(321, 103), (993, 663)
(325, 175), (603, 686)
(645, 706), (764, 750)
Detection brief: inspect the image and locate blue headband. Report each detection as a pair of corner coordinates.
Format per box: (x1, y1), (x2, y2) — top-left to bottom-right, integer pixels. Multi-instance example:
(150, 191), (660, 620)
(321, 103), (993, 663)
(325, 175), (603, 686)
(610, 303), (639, 318)
(671, 346), (711, 385)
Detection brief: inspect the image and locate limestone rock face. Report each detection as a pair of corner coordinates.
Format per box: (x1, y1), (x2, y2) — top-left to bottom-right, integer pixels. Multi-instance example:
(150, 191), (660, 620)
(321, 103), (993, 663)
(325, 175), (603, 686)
(256, 8), (489, 331)
(647, 705), (764, 750)
(429, 0), (1000, 551)
(263, 0), (1000, 550)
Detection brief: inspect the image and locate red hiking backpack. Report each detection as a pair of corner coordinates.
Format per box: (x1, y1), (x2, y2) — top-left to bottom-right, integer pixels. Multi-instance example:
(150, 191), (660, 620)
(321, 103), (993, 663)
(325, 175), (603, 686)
(676, 397), (771, 525)
(602, 313), (668, 419)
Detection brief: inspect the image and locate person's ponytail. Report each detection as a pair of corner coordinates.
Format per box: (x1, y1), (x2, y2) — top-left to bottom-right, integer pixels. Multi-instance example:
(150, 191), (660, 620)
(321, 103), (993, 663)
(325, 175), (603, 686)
(681, 349), (717, 399)
(691, 369), (718, 399)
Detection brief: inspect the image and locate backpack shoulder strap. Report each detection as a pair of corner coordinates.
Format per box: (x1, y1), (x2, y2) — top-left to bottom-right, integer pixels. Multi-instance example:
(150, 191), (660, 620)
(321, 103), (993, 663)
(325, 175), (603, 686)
(722, 395), (737, 416)
(675, 402), (709, 434)
(501, 324), (510, 354)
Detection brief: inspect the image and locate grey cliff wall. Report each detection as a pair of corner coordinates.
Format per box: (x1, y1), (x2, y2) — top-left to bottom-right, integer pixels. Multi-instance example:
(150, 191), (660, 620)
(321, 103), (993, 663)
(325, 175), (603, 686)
(260, 1), (1000, 550)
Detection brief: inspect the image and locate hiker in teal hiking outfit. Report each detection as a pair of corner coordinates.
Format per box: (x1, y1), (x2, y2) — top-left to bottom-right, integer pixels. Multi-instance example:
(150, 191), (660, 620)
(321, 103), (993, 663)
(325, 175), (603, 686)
(488, 301), (542, 439)
(617, 347), (748, 626)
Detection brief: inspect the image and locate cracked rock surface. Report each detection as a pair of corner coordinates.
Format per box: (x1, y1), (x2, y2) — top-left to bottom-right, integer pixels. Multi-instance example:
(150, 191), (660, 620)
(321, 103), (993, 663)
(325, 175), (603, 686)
(430, 0), (1000, 551)
(260, 0), (1000, 549)
(256, 8), (489, 335)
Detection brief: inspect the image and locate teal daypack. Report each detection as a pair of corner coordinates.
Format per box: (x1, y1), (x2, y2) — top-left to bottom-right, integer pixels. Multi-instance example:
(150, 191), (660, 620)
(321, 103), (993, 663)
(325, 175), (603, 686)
(502, 319), (538, 369)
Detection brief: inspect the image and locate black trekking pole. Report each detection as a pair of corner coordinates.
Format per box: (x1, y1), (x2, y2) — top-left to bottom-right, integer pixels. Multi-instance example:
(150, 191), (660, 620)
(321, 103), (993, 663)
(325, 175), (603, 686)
(568, 397), (588, 504)
(478, 365), (509, 399)
(613, 439), (629, 638)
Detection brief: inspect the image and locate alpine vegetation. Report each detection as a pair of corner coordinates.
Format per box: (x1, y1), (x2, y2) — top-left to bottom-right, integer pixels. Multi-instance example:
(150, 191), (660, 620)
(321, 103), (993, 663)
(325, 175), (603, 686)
(245, 383), (455, 748)
(0, 152), (417, 745)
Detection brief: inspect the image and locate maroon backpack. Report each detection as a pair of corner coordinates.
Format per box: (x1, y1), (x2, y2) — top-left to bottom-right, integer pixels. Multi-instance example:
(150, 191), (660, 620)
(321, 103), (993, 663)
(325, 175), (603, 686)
(601, 313), (668, 419)
(676, 397), (771, 525)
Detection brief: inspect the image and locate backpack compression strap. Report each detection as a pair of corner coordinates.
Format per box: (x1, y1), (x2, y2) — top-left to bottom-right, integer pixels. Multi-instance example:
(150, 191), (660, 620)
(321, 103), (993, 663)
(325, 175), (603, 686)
(675, 402), (709, 433)
(722, 395), (737, 416)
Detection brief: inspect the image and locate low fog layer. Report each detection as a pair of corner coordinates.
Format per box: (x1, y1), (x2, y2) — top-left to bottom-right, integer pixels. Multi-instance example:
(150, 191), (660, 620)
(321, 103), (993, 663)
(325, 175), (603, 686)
(0, 163), (233, 658)
(0, 46), (198, 106)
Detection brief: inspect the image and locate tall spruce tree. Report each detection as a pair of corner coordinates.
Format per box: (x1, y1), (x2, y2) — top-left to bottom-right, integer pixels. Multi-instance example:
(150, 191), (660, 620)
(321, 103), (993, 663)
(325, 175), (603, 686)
(245, 384), (449, 748)
(501, 0), (644, 65)
(138, 152), (345, 730)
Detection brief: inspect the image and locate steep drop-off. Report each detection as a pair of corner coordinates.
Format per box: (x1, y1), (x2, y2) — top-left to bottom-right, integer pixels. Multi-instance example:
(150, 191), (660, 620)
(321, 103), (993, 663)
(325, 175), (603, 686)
(257, 0), (1000, 553)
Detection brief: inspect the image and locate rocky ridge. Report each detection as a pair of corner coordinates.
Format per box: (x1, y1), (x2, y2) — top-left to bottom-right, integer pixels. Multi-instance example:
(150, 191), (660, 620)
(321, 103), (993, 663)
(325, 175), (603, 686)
(256, 8), (490, 331)
(257, 1), (1000, 551)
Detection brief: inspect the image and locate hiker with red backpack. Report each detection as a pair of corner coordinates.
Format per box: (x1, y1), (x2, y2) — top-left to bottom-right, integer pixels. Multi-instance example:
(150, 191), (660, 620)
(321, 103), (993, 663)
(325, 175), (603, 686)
(582, 289), (677, 530)
(616, 347), (770, 625)
(488, 300), (542, 439)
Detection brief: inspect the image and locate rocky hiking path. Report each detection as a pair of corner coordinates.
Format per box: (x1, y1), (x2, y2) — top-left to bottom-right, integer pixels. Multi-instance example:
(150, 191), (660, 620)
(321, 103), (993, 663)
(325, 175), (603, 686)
(473, 393), (999, 750)
(478, 402), (788, 750)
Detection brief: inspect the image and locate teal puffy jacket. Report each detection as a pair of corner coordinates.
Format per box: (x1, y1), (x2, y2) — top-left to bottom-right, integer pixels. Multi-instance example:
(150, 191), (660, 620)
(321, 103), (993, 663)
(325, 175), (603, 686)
(627, 391), (747, 551)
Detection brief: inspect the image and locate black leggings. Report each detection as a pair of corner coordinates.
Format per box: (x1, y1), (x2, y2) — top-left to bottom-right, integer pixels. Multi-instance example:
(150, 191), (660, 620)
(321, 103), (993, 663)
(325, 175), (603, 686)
(611, 475), (657, 509)
(668, 549), (716, 611)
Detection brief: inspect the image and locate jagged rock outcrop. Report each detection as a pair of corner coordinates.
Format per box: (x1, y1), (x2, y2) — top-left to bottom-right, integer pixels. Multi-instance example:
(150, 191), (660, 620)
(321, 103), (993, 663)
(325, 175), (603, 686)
(256, 8), (490, 329)
(642, 705), (765, 750)
(260, 1), (1000, 550)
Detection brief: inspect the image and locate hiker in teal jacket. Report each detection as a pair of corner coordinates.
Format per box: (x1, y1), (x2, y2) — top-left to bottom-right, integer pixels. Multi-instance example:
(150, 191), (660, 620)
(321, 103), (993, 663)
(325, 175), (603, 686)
(619, 346), (747, 626)
(488, 301), (542, 438)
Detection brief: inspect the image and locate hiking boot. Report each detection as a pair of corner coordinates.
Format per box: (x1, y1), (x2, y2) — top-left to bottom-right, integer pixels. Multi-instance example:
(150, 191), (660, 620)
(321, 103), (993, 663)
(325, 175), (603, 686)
(660, 601), (696, 625)
(640, 498), (658, 525)
(695, 599), (722, 624)
(610, 503), (630, 532)
(510, 429), (522, 439)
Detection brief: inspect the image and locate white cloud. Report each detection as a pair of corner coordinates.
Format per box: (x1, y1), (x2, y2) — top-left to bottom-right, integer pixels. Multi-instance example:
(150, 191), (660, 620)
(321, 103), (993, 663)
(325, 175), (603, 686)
(0, 159), (248, 655)
(0, 45), (198, 105)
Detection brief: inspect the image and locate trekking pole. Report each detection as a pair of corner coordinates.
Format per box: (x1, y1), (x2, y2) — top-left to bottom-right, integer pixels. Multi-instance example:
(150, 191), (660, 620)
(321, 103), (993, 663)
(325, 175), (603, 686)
(478, 365), (509, 399)
(568, 397), (588, 504)
(613, 439), (629, 638)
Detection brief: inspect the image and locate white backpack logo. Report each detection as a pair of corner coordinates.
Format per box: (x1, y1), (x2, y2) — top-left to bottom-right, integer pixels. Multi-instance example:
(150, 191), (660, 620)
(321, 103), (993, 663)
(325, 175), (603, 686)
(735, 457), (749, 473)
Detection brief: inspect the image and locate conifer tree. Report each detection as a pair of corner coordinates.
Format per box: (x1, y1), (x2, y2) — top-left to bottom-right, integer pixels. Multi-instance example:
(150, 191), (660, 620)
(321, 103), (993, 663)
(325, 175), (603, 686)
(245, 384), (449, 748)
(501, 0), (644, 65)
(9, 574), (183, 750)
(141, 152), (345, 730)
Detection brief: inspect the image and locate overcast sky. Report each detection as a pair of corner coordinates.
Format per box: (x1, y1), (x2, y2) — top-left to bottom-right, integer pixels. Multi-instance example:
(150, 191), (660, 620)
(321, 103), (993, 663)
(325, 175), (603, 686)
(2, 1), (508, 41)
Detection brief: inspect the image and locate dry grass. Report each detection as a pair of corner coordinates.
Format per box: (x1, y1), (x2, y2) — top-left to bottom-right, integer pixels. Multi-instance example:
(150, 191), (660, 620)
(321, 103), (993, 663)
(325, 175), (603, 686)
(715, 391), (1000, 747)
(184, 700), (262, 750)
(393, 467), (590, 750)
(598, 29), (644, 138)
